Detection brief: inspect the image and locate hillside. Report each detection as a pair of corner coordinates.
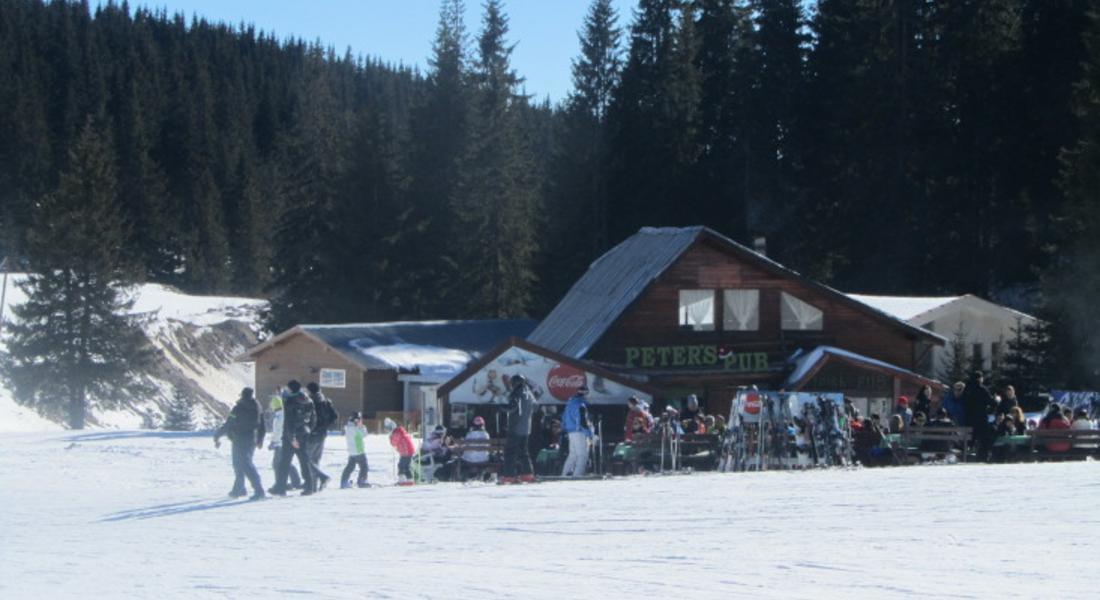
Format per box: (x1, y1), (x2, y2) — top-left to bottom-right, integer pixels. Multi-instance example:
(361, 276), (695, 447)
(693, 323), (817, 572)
(0, 276), (266, 431)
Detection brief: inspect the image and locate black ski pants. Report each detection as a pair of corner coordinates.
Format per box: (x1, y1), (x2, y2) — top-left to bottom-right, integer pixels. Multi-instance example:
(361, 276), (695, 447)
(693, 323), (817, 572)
(341, 454), (369, 486)
(274, 438), (315, 493)
(230, 438), (263, 495)
(502, 434), (533, 477)
(271, 445), (302, 488)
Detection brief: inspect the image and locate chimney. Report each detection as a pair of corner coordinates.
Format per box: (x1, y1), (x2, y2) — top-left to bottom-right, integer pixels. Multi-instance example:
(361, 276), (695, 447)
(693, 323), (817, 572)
(753, 236), (767, 257)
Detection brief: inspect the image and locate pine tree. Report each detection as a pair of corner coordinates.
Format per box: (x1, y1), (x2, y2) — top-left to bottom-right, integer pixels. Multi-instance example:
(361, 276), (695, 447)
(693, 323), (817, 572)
(938, 322), (972, 385)
(1001, 317), (1059, 398)
(400, 0), (471, 319)
(453, 0), (540, 318)
(3, 120), (151, 429)
(162, 387), (195, 431)
(541, 0), (622, 309)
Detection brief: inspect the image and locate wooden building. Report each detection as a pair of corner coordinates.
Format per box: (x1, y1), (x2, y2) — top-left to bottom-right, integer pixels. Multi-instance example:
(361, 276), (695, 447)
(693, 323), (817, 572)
(237, 320), (535, 424)
(526, 226), (946, 420)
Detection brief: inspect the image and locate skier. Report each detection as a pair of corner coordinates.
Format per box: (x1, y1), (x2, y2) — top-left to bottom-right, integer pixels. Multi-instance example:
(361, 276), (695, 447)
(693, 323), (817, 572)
(213, 387), (266, 500)
(269, 380), (317, 496)
(561, 383), (594, 478)
(340, 413), (369, 488)
(385, 418), (416, 484)
(305, 382), (336, 492)
(499, 374), (536, 484)
(268, 394), (302, 490)
(460, 416), (492, 480)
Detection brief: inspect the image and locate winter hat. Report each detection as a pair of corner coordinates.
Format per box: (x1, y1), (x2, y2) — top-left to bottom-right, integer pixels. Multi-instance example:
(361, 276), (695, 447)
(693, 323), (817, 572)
(306, 382), (320, 394)
(348, 412), (362, 421)
(287, 380), (302, 393)
(433, 425), (446, 435)
(241, 387), (254, 400)
(383, 418), (397, 433)
(897, 396), (909, 407)
(269, 395), (283, 411)
(472, 416), (486, 427)
(577, 384), (589, 394)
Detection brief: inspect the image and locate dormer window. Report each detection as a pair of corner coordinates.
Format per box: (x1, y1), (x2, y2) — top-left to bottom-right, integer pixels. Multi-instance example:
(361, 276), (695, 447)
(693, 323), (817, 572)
(679, 290), (715, 331)
(781, 292), (823, 331)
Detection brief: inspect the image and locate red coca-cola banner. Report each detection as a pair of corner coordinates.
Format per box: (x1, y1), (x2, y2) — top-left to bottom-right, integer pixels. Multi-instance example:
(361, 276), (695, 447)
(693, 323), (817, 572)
(547, 364), (587, 401)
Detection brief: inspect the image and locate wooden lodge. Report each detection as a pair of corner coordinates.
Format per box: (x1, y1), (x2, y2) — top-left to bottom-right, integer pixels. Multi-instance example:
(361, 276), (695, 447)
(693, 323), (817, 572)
(523, 226), (946, 421)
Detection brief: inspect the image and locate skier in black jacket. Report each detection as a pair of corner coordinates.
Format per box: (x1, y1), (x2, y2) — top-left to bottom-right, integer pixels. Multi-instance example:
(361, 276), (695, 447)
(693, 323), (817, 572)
(305, 382), (335, 492)
(269, 380), (317, 496)
(214, 387), (267, 500)
(960, 371), (997, 461)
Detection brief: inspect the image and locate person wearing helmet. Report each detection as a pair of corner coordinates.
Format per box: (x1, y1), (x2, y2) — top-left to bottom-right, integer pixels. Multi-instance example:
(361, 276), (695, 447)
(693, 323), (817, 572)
(340, 413), (369, 489)
(385, 418), (416, 483)
(499, 374), (537, 483)
(462, 415), (492, 470)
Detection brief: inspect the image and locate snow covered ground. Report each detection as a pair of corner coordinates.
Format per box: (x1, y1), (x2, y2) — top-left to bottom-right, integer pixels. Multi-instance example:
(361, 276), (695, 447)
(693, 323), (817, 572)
(1, 431), (1096, 599)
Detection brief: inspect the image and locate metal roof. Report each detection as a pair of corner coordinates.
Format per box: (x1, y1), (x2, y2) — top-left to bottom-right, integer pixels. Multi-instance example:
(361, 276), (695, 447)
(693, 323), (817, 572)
(528, 227), (702, 358)
(528, 226), (945, 359)
(242, 320), (537, 372)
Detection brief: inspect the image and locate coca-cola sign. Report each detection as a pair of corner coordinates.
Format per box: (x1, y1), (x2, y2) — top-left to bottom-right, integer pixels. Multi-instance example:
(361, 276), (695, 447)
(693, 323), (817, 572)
(547, 364), (587, 401)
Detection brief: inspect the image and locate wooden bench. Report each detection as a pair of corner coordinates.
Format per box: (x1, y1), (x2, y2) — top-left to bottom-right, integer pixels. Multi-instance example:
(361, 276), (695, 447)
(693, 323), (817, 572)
(1029, 429), (1100, 461)
(448, 438), (507, 481)
(896, 426), (972, 464)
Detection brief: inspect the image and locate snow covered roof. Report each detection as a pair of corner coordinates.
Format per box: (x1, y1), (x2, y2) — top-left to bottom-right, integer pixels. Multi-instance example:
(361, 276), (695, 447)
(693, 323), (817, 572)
(785, 346), (943, 390)
(529, 226), (943, 358)
(846, 294), (960, 322)
(240, 320), (538, 376)
(847, 293), (1037, 327)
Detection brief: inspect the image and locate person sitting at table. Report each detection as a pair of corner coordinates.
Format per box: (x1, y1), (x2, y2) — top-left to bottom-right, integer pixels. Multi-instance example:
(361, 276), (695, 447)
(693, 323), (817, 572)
(1038, 403), (1072, 453)
(1007, 406), (1027, 433)
(624, 396), (653, 442)
(912, 412), (928, 428)
(889, 414), (905, 434)
(926, 408), (954, 428)
(995, 413), (1020, 437)
(1071, 408), (1096, 450)
(853, 417), (890, 466)
(704, 415), (717, 434)
(713, 415), (728, 435)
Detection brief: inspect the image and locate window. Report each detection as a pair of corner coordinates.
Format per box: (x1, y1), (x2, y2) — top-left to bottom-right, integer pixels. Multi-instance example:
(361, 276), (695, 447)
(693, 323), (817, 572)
(679, 290), (715, 331)
(319, 368), (346, 389)
(972, 343), (984, 369)
(781, 292), (823, 331)
(723, 289), (760, 331)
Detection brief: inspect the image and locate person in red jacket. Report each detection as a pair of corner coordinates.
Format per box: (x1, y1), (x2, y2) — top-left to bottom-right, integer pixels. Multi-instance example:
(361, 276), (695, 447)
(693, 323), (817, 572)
(624, 396), (653, 442)
(385, 418), (416, 483)
(1039, 403), (1072, 453)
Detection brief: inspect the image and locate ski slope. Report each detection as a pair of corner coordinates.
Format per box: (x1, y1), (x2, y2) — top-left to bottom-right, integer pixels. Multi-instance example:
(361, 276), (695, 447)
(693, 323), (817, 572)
(0, 431), (1096, 599)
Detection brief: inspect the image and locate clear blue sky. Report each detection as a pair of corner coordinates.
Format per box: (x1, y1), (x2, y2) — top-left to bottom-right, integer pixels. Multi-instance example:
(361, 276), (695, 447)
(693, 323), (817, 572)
(99, 1), (637, 102)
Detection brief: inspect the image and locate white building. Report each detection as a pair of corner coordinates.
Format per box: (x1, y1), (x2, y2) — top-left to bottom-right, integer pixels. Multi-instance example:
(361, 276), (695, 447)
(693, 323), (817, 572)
(848, 294), (1039, 377)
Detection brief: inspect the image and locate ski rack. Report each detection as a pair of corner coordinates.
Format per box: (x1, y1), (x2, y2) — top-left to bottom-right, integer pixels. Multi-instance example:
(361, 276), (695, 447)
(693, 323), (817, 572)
(722, 390), (852, 472)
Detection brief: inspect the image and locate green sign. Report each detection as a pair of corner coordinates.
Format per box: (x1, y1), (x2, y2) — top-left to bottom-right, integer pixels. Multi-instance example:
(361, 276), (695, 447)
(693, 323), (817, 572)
(624, 345), (770, 372)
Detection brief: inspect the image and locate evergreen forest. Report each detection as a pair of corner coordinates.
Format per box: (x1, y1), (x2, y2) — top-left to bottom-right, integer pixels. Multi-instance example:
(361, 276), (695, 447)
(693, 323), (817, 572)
(1, 0), (1098, 390)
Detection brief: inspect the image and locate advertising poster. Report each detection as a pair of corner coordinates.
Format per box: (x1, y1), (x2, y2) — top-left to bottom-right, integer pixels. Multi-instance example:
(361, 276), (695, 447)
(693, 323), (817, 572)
(447, 345), (652, 406)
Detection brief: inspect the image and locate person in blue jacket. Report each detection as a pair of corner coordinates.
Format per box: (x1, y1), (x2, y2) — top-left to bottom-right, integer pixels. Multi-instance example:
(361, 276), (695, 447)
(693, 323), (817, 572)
(561, 384), (593, 477)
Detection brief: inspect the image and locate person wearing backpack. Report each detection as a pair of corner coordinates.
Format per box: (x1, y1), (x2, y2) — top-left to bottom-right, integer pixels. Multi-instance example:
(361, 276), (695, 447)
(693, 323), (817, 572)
(561, 384), (594, 478)
(269, 380), (317, 496)
(214, 387), (267, 500)
(306, 382), (336, 492)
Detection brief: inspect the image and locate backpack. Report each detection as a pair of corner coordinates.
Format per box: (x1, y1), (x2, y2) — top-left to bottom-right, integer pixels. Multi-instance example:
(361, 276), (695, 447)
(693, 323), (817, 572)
(315, 396), (338, 431)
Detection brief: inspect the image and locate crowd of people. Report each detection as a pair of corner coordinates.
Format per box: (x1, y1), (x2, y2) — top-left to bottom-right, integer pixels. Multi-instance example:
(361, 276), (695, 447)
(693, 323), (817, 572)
(211, 371), (1098, 497)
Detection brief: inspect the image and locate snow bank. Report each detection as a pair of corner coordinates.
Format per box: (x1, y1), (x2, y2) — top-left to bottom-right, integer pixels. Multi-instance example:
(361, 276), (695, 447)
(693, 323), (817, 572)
(0, 431), (1096, 599)
(0, 275), (266, 431)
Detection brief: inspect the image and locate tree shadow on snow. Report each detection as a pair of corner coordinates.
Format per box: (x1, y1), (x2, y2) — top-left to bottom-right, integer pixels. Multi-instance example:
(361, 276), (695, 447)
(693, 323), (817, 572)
(100, 497), (252, 522)
(66, 430), (213, 443)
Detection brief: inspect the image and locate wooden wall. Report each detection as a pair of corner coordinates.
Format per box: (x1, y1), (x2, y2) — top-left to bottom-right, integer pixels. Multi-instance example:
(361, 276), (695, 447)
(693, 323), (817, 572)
(364, 370), (403, 417)
(250, 334), (365, 422)
(583, 238), (930, 414)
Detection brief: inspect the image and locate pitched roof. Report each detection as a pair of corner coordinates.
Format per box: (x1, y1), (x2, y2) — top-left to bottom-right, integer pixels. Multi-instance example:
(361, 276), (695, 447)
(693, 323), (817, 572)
(528, 226), (944, 358)
(847, 293), (1037, 326)
(785, 346), (944, 391)
(238, 320), (537, 373)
